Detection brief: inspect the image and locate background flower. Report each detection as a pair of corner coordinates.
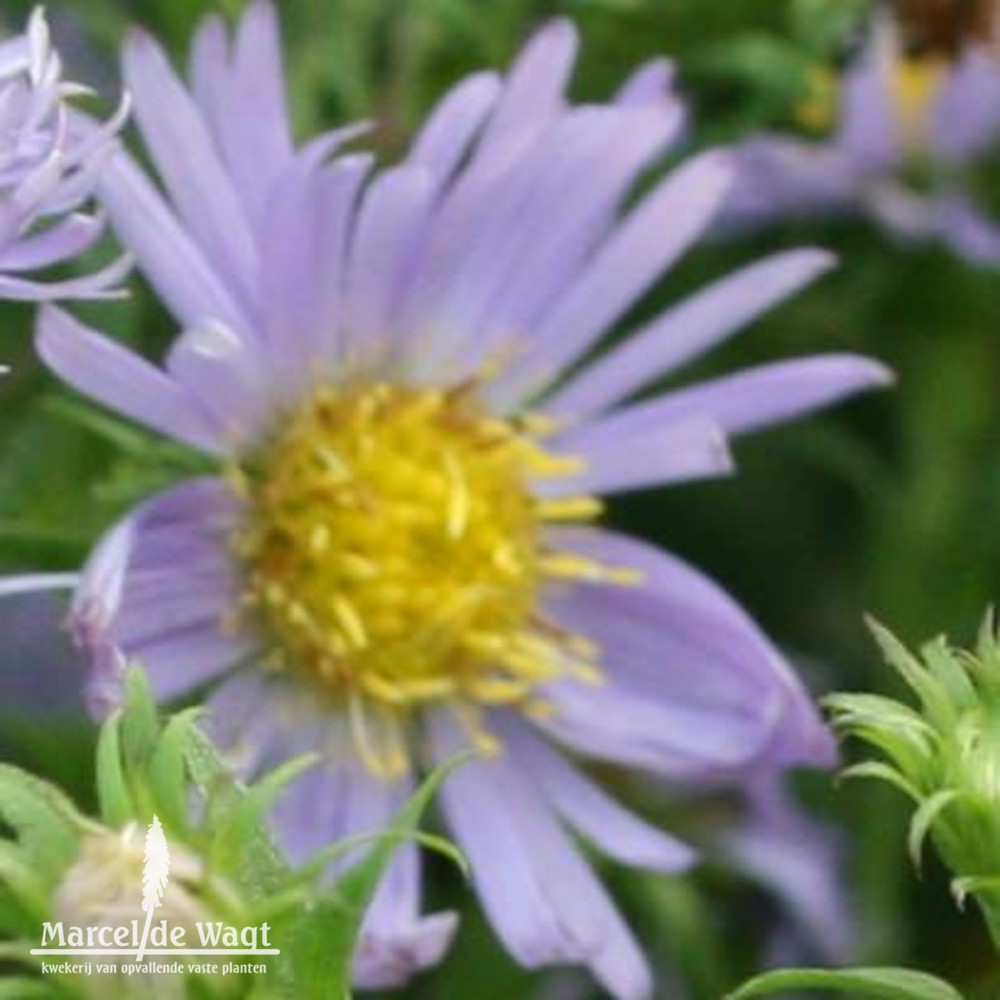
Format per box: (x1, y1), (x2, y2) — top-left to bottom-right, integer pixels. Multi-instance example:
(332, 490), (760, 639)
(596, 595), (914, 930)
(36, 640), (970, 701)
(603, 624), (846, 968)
(722, 10), (1000, 264)
(0, 7), (129, 303)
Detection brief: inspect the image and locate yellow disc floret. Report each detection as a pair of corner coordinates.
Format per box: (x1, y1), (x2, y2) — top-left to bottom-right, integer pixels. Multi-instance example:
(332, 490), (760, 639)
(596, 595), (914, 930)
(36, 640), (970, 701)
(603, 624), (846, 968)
(892, 54), (949, 153)
(229, 379), (631, 775)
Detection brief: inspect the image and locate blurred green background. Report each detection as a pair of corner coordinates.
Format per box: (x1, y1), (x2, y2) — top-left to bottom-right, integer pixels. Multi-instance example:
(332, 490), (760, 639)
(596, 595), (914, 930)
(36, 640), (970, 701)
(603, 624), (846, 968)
(2, 0), (1000, 996)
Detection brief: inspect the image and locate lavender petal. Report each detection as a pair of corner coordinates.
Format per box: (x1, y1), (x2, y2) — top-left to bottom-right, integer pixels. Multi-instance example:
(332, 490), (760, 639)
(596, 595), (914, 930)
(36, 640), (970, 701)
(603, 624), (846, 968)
(489, 150), (734, 410)
(548, 249), (836, 419)
(36, 306), (223, 453)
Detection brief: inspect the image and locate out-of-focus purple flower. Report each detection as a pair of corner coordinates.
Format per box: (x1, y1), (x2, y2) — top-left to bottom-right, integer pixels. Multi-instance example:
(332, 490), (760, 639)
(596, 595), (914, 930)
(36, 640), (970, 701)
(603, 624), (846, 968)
(723, 14), (1000, 265)
(10, 4), (891, 996)
(0, 8), (130, 301)
(718, 776), (855, 968)
(0, 593), (86, 717)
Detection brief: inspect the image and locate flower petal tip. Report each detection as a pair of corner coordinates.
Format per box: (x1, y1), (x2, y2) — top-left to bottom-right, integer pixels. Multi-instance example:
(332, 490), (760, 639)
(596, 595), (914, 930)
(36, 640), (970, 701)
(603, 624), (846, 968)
(124, 26), (156, 52)
(798, 247), (839, 274)
(798, 726), (840, 772)
(248, 0), (278, 16)
(698, 146), (737, 178)
(354, 911), (460, 989)
(533, 17), (579, 47)
(855, 357), (896, 389)
(671, 843), (700, 873)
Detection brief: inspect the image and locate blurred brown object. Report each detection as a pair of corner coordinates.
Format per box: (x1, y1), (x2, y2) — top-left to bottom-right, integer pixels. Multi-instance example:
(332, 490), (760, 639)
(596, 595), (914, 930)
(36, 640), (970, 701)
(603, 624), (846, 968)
(892, 0), (999, 52)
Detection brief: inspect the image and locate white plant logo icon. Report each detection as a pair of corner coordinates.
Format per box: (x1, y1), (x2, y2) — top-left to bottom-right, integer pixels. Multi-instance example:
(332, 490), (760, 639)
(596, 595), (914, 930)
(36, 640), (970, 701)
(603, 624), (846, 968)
(136, 815), (170, 961)
(31, 812), (279, 962)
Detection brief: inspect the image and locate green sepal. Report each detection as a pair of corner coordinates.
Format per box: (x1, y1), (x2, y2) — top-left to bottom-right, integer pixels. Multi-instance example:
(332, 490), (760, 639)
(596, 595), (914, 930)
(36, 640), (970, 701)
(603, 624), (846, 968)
(294, 828), (468, 889)
(907, 789), (964, 872)
(837, 761), (922, 803)
(289, 753), (472, 999)
(866, 618), (956, 730)
(119, 667), (160, 770)
(206, 754), (316, 902)
(183, 724), (292, 903)
(147, 707), (206, 835)
(94, 707), (134, 828)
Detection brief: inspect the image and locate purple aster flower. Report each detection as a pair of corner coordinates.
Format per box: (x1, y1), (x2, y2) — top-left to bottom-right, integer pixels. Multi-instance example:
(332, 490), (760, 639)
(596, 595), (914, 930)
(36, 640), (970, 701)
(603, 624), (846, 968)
(0, 7), (130, 302)
(0, 593), (85, 716)
(718, 776), (855, 968)
(723, 14), (1000, 265)
(13, 5), (890, 995)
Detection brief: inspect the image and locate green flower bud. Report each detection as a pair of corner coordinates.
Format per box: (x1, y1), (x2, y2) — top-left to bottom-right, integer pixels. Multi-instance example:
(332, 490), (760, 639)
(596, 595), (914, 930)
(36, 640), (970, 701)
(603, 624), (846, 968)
(55, 823), (209, 933)
(53, 823), (218, 999)
(827, 613), (1000, 947)
(0, 667), (464, 998)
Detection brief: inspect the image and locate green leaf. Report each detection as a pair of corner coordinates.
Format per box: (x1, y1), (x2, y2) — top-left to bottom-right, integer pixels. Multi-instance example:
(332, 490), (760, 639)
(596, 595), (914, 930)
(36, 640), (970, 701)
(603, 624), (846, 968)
(291, 754), (472, 998)
(94, 709), (133, 828)
(728, 967), (966, 999)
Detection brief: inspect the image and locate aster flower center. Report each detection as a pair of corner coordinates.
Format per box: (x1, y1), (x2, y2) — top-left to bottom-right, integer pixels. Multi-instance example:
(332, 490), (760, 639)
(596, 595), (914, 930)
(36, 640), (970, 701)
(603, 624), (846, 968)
(230, 380), (628, 773)
(891, 55), (948, 152)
